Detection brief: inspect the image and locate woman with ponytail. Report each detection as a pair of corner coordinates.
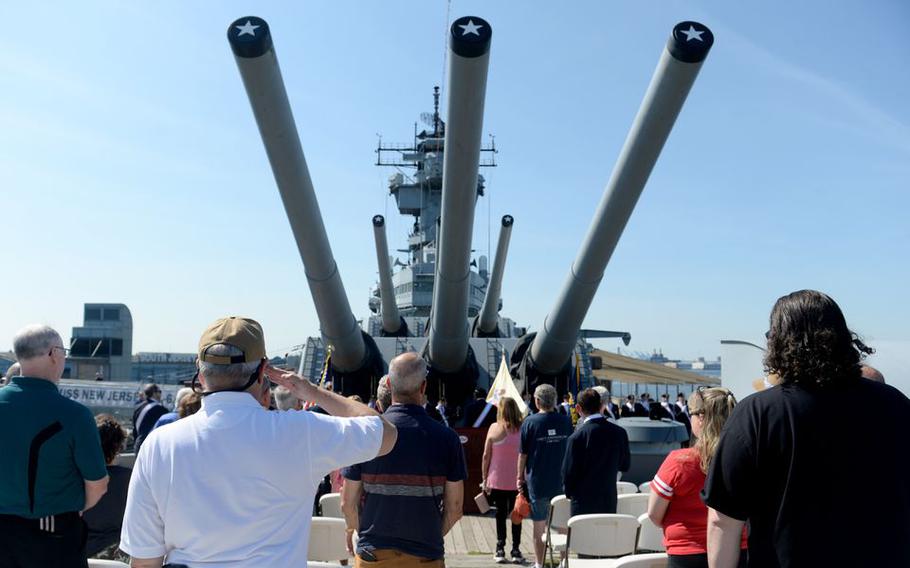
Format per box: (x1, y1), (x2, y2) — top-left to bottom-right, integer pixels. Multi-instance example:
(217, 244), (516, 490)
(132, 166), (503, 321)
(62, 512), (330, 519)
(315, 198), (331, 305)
(647, 388), (746, 568)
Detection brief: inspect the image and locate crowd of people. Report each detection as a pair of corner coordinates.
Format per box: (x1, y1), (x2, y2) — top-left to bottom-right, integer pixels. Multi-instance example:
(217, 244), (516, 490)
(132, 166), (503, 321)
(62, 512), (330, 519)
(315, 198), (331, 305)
(1, 289), (909, 568)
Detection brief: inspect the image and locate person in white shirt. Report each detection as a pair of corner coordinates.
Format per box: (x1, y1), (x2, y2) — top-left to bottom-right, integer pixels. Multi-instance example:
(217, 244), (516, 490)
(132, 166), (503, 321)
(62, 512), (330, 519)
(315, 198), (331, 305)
(660, 393), (678, 419)
(639, 393), (651, 413)
(676, 392), (689, 417)
(120, 317), (397, 568)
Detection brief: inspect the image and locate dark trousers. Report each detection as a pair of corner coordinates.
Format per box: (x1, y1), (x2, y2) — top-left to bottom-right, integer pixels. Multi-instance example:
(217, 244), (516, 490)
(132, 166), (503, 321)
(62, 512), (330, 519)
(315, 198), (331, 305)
(489, 489), (521, 550)
(668, 550), (747, 568)
(0, 512), (87, 568)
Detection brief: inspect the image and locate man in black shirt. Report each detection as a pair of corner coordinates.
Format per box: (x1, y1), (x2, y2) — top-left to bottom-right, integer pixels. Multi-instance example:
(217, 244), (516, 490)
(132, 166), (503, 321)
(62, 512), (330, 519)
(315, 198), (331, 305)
(620, 394), (645, 418)
(703, 290), (910, 567)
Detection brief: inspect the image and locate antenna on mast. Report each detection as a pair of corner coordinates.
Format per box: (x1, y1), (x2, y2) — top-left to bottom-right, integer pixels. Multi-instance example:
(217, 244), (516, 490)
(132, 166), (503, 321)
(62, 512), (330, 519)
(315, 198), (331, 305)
(433, 85), (441, 136)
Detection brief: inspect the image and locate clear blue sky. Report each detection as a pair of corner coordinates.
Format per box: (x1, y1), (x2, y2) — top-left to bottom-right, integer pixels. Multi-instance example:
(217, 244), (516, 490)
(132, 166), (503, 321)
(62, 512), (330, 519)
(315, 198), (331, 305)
(3, 1), (908, 389)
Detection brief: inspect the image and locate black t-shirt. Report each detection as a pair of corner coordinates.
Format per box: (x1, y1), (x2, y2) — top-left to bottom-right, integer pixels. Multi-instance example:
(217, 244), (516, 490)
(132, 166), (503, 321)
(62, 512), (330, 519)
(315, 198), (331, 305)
(703, 379), (910, 567)
(83, 465), (132, 557)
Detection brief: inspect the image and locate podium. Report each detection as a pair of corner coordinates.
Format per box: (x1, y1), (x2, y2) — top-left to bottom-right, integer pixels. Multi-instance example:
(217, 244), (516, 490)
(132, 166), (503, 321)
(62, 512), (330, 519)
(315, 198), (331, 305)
(455, 427), (488, 514)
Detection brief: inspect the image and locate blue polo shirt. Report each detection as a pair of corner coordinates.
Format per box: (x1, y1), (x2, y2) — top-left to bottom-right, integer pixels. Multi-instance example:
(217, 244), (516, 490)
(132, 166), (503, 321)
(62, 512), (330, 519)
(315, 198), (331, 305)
(0, 376), (108, 518)
(343, 404), (467, 560)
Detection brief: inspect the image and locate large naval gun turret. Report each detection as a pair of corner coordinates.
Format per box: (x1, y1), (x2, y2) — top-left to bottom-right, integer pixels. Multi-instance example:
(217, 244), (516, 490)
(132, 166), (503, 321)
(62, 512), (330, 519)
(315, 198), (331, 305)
(227, 15), (713, 424)
(228, 16), (385, 401)
(513, 21), (715, 400)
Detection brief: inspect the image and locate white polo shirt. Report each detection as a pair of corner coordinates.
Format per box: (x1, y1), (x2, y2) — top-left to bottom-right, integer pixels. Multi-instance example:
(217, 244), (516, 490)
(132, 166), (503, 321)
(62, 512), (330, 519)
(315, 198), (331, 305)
(120, 392), (383, 567)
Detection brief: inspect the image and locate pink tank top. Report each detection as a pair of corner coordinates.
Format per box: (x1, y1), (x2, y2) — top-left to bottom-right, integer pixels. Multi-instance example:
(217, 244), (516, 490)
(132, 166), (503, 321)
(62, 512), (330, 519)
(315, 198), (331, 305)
(487, 429), (520, 491)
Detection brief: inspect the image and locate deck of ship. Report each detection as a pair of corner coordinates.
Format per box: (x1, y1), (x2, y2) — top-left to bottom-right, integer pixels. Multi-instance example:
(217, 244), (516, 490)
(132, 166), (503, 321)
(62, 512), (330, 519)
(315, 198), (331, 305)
(445, 514), (537, 564)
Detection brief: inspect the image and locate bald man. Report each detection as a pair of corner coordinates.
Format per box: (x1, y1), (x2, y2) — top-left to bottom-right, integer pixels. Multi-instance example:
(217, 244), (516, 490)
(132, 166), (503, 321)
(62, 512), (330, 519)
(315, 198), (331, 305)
(341, 353), (467, 567)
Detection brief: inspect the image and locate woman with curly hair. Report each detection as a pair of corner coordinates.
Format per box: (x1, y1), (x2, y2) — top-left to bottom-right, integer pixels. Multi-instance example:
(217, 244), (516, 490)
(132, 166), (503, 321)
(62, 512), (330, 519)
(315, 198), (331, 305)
(83, 414), (132, 558)
(647, 387), (746, 568)
(703, 290), (910, 567)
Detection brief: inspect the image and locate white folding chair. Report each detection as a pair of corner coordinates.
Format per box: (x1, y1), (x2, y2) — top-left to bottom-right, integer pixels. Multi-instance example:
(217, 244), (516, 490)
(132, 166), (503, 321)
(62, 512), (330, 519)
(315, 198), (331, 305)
(638, 481), (652, 494)
(613, 552), (669, 567)
(636, 514), (665, 552)
(308, 517), (351, 563)
(617, 481), (639, 495)
(88, 561), (130, 568)
(617, 494), (650, 518)
(542, 495), (572, 566)
(565, 514), (640, 567)
(319, 492), (343, 518)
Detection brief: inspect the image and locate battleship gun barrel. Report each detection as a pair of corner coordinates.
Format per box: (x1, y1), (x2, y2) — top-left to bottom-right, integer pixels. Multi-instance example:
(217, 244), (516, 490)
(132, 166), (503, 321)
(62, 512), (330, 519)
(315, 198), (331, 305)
(428, 16), (493, 372)
(477, 215), (514, 335)
(530, 21), (714, 374)
(228, 16), (366, 372)
(372, 215), (404, 335)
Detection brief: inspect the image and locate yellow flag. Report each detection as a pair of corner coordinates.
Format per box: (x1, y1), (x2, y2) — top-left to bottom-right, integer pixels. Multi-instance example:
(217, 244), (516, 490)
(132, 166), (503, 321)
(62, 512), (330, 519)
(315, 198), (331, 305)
(486, 354), (529, 415)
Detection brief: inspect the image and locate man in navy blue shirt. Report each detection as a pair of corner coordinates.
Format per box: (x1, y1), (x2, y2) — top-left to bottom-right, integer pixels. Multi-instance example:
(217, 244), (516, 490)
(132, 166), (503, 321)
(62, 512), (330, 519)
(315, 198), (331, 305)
(562, 388), (630, 516)
(342, 353), (467, 567)
(518, 384), (573, 568)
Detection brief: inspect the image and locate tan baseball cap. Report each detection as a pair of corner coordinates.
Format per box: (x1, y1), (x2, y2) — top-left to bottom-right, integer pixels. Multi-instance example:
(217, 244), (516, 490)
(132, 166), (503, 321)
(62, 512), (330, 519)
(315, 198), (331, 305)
(198, 317), (266, 364)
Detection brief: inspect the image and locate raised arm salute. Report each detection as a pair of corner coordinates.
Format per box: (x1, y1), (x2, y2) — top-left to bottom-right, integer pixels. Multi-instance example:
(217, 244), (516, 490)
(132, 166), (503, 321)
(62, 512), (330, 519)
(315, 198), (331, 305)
(120, 317), (395, 568)
(265, 366), (397, 456)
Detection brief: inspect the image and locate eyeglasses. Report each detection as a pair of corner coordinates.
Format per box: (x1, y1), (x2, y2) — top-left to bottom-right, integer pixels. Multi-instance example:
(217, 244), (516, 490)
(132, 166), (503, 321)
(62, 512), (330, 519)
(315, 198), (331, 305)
(50, 346), (70, 356)
(690, 410), (705, 418)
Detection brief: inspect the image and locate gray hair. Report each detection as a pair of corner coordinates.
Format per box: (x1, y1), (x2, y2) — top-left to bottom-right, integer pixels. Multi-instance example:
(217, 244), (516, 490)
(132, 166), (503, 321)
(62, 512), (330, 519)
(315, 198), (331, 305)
(174, 387), (193, 409)
(593, 385), (610, 409)
(534, 384), (557, 410)
(198, 344), (261, 390)
(13, 325), (62, 361)
(273, 385), (299, 411)
(388, 352), (426, 398)
(376, 375), (392, 411)
(4, 362), (20, 379)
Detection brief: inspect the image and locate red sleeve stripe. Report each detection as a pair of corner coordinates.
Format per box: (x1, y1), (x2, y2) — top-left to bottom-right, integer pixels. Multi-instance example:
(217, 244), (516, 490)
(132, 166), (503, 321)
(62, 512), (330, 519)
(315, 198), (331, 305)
(651, 475), (674, 498)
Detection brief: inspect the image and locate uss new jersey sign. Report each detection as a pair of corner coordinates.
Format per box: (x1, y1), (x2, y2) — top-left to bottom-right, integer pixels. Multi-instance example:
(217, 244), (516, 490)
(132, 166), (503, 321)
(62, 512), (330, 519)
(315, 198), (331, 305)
(59, 381), (179, 409)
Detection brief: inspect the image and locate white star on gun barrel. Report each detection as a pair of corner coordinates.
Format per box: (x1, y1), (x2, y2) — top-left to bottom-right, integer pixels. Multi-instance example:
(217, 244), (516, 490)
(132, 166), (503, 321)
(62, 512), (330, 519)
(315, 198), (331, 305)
(458, 20), (483, 37)
(235, 20), (260, 37)
(679, 25), (704, 42)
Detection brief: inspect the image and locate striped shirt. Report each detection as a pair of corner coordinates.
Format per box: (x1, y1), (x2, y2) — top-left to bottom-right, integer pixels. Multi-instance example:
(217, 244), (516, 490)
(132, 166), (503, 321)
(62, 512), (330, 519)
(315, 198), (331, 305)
(343, 404), (467, 560)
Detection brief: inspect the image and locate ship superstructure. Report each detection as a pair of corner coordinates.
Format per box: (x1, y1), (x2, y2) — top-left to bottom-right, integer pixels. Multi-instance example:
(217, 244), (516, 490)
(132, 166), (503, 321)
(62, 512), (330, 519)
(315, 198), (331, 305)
(368, 87), (504, 332)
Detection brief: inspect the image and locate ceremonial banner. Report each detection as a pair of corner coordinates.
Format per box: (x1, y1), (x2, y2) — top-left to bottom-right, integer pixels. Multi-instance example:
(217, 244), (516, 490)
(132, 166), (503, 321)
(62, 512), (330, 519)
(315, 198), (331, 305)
(486, 354), (528, 415)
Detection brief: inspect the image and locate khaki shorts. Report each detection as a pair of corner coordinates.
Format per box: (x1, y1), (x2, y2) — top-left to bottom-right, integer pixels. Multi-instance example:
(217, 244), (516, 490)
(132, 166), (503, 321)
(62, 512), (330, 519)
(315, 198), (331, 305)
(355, 549), (445, 568)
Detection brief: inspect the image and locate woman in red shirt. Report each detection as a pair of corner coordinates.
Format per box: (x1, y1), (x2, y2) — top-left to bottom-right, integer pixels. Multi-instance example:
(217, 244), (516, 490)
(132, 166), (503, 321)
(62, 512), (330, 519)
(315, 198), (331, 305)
(647, 387), (746, 568)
